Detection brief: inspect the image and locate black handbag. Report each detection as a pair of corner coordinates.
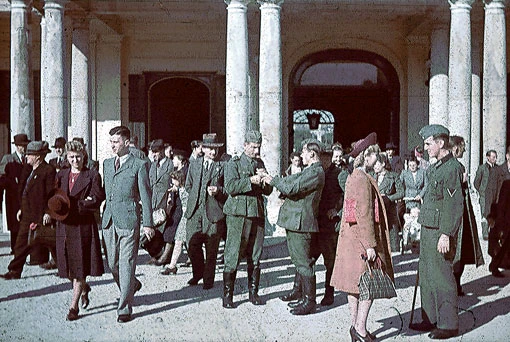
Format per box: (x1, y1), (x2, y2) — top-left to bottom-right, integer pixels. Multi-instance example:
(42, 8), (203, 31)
(358, 256), (397, 301)
(28, 223), (56, 246)
(139, 229), (165, 258)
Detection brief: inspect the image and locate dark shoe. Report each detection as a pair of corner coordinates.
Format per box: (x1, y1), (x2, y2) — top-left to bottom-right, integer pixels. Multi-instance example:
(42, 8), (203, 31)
(483, 235), (489, 241)
(280, 272), (302, 302)
(288, 299), (303, 308)
(290, 275), (316, 316)
(492, 269), (504, 278)
(39, 260), (57, 270)
(428, 328), (458, 339)
(66, 308), (79, 321)
(117, 314), (132, 323)
(409, 321), (436, 332)
(81, 284), (91, 309)
(134, 280), (142, 294)
(160, 266), (178, 275)
(222, 271), (236, 309)
(188, 277), (202, 286)
(203, 283), (213, 290)
(320, 286), (335, 306)
(349, 326), (374, 342)
(0, 271), (21, 280)
(182, 258), (192, 267)
(248, 266), (264, 305)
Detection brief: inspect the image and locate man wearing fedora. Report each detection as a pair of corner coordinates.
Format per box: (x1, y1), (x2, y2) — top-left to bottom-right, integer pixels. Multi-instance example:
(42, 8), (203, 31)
(102, 126), (154, 323)
(184, 133), (227, 290)
(1, 141), (57, 280)
(0, 133), (30, 254)
(49, 137), (69, 172)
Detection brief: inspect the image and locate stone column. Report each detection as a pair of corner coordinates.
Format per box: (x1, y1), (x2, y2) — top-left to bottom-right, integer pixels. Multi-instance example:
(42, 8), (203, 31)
(41, 0), (68, 143)
(448, 0), (474, 170)
(483, 0), (507, 161)
(225, 0), (250, 156)
(429, 25), (449, 126)
(10, 0), (35, 140)
(258, 0), (283, 176)
(71, 16), (92, 155)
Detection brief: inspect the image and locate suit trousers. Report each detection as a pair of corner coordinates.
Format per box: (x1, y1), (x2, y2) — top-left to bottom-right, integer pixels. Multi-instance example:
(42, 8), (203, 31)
(102, 223), (140, 316)
(8, 221), (57, 274)
(419, 226), (458, 330)
(224, 215), (265, 273)
(286, 230), (316, 277)
(311, 231), (338, 287)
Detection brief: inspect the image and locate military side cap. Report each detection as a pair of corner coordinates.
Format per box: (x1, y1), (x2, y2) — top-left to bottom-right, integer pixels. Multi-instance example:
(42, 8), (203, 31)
(245, 130), (262, 144)
(419, 124), (450, 140)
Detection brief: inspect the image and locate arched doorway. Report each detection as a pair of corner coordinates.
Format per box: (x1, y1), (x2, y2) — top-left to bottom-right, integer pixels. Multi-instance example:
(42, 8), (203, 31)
(289, 49), (400, 152)
(149, 77), (210, 152)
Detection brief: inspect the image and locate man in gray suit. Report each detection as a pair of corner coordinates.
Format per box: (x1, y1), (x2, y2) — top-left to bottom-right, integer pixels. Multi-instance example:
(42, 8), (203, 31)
(102, 126), (154, 323)
(474, 150), (498, 240)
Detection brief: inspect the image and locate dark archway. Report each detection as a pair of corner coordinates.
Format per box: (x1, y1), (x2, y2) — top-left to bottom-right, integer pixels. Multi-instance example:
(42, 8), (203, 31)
(149, 78), (210, 153)
(289, 49), (400, 152)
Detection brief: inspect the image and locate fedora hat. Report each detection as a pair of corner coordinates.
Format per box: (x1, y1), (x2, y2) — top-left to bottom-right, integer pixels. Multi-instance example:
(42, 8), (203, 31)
(48, 188), (71, 221)
(12, 133), (30, 146)
(26, 141), (51, 155)
(349, 132), (378, 158)
(202, 133), (224, 148)
(52, 137), (66, 148)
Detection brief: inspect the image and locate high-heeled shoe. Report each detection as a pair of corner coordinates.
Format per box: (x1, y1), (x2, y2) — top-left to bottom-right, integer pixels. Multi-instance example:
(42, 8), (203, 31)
(81, 284), (91, 309)
(160, 266), (178, 275)
(66, 308), (79, 321)
(349, 326), (374, 342)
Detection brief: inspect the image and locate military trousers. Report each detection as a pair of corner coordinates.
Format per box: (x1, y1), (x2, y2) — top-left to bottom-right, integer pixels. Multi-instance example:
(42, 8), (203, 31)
(224, 215), (265, 273)
(419, 226), (458, 330)
(286, 230), (316, 277)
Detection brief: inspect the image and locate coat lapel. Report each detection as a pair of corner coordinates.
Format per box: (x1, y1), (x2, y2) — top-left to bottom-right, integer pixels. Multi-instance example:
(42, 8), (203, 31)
(70, 168), (92, 196)
(115, 155), (134, 176)
(155, 158), (172, 183)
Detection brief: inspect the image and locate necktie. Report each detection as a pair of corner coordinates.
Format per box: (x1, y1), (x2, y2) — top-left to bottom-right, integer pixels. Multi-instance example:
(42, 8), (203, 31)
(115, 158), (120, 171)
(205, 161), (210, 171)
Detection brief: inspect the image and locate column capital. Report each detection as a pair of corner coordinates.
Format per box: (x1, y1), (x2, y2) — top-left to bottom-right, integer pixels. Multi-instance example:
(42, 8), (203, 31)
(448, 0), (475, 7)
(225, 0), (251, 7)
(43, 0), (68, 10)
(9, 0), (32, 10)
(484, 0), (506, 8)
(258, 0), (284, 6)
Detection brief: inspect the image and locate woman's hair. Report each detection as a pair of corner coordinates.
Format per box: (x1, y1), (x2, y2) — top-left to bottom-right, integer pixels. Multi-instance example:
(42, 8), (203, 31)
(169, 170), (185, 186)
(449, 135), (465, 149)
(376, 153), (392, 171)
(407, 155), (420, 166)
(353, 144), (381, 168)
(65, 140), (89, 165)
(290, 152), (301, 160)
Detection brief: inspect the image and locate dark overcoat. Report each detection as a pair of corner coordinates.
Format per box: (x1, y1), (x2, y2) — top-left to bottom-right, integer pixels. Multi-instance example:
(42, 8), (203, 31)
(489, 180), (510, 268)
(55, 168), (106, 279)
(0, 152), (26, 233)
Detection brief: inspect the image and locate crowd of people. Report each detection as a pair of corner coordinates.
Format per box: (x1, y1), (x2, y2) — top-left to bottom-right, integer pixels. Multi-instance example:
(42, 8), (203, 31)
(0, 124), (509, 341)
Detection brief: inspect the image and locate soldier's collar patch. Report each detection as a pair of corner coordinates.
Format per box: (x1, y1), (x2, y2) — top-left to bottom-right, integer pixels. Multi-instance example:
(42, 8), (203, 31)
(447, 188), (457, 197)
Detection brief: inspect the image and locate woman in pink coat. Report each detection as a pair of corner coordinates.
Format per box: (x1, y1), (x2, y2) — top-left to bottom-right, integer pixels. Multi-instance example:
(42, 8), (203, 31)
(330, 133), (394, 342)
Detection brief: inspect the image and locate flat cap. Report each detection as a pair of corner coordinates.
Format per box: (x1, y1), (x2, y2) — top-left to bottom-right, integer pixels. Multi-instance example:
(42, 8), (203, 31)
(245, 130), (262, 144)
(419, 124), (450, 140)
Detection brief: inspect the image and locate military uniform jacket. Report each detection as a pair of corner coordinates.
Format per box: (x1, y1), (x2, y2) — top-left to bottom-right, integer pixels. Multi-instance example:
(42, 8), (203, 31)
(223, 153), (273, 218)
(102, 155), (153, 231)
(417, 153), (463, 237)
(271, 161), (325, 233)
(184, 156), (227, 224)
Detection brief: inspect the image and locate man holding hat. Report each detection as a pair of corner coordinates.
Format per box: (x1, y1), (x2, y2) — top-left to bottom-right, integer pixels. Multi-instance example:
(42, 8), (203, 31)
(222, 130), (273, 308)
(410, 124), (463, 339)
(0, 134), (30, 254)
(262, 139), (325, 315)
(184, 133), (227, 290)
(49, 137), (69, 172)
(1, 141), (57, 280)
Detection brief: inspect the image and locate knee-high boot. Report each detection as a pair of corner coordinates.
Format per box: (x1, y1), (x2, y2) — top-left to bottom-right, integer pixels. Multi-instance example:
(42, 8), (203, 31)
(279, 272), (302, 302)
(290, 275), (316, 316)
(248, 266), (263, 305)
(222, 271), (236, 309)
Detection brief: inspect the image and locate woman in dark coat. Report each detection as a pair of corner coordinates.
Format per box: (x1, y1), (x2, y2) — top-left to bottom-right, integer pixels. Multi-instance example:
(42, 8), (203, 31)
(53, 141), (105, 321)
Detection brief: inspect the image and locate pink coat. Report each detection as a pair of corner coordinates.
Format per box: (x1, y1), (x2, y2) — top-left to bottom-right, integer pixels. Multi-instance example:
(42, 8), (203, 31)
(330, 168), (394, 294)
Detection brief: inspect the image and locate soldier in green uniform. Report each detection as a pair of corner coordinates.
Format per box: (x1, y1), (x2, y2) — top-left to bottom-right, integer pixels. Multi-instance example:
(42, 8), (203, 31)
(222, 131), (273, 308)
(263, 140), (325, 315)
(410, 124), (464, 340)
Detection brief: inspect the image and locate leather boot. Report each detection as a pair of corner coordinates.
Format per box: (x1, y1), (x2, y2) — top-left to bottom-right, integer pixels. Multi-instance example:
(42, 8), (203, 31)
(280, 272), (302, 302)
(290, 275), (316, 316)
(320, 285), (334, 306)
(222, 271), (236, 309)
(248, 266), (263, 305)
(155, 243), (174, 266)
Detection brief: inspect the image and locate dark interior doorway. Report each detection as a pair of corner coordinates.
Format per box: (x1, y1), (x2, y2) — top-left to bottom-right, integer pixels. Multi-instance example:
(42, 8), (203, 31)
(290, 49), (400, 152)
(149, 78), (210, 153)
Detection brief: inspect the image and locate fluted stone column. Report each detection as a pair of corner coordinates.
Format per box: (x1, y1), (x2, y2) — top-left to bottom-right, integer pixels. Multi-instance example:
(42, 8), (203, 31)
(429, 25), (449, 126)
(71, 16), (92, 155)
(483, 0), (507, 161)
(41, 0), (67, 143)
(225, 0), (250, 156)
(258, 0), (283, 176)
(448, 0), (474, 170)
(10, 0), (35, 140)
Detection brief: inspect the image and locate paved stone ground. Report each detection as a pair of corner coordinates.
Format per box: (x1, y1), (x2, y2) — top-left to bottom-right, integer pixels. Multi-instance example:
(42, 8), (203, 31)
(0, 229), (510, 342)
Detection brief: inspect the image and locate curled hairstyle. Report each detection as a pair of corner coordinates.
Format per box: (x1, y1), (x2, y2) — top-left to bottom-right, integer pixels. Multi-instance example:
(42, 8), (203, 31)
(65, 140), (89, 165)
(353, 144), (381, 168)
(376, 153), (392, 171)
(170, 170), (185, 186)
(449, 135), (465, 149)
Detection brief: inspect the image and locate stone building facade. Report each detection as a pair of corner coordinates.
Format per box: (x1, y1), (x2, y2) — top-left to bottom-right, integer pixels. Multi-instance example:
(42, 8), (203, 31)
(0, 0), (508, 182)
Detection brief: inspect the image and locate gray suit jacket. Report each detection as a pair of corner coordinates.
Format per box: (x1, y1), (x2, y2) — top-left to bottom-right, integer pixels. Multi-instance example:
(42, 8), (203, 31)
(400, 168), (427, 209)
(102, 155), (153, 232)
(149, 158), (174, 210)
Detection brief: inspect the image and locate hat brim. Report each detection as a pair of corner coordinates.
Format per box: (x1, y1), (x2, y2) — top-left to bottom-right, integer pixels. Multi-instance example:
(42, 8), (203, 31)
(202, 143), (224, 148)
(12, 141), (30, 146)
(26, 149), (52, 155)
(47, 189), (70, 220)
